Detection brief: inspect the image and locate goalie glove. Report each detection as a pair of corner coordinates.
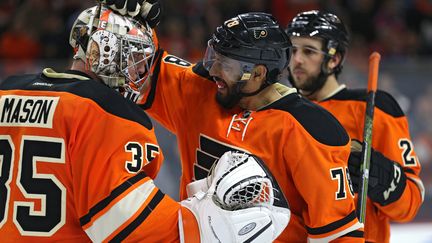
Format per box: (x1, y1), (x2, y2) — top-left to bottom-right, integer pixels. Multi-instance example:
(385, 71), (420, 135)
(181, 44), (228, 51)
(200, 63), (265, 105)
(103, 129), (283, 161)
(102, 0), (162, 27)
(180, 191), (279, 243)
(349, 139), (407, 206)
(181, 151), (291, 242)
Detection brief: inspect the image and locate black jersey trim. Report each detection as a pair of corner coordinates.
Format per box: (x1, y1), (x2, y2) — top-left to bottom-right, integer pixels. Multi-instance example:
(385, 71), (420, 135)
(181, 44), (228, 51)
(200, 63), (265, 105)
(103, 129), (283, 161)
(263, 93), (349, 146)
(0, 71), (153, 130)
(109, 190), (165, 242)
(139, 48), (164, 110)
(306, 210), (357, 235)
(192, 61), (213, 81)
(404, 168), (416, 175)
(328, 88), (404, 118)
(79, 171), (148, 226)
(341, 230), (364, 238)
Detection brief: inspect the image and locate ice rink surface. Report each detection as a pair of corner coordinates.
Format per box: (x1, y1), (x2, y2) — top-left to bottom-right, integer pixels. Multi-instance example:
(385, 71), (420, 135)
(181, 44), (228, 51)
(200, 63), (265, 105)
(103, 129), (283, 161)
(390, 223), (432, 243)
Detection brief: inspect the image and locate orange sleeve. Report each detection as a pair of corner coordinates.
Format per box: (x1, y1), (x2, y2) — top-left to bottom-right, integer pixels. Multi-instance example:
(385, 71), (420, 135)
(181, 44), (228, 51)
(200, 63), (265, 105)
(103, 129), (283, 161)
(139, 52), (194, 133)
(318, 94), (423, 222)
(286, 127), (363, 242)
(69, 97), (181, 242)
(370, 109), (423, 221)
(318, 90), (424, 242)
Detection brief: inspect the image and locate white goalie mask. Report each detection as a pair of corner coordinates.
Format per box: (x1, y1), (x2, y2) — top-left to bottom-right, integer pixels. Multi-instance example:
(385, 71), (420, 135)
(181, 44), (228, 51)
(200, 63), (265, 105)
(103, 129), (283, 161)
(69, 5), (156, 95)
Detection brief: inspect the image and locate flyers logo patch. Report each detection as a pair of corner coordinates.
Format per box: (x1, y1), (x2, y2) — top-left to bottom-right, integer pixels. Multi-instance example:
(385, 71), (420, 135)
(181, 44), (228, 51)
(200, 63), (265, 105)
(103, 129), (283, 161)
(254, 29), (267, 39)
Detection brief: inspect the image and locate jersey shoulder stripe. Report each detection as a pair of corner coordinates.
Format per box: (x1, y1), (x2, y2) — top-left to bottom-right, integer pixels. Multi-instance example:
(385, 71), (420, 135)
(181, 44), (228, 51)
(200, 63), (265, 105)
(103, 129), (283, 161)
(330, 88), (404, 118)
(1, 71), (153, 129)
(265, 93), (349, 146)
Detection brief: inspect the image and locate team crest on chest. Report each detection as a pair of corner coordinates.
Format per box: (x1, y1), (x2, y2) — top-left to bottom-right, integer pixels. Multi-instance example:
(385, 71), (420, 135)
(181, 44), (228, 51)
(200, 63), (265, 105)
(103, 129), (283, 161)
(226, 110), (253, 141)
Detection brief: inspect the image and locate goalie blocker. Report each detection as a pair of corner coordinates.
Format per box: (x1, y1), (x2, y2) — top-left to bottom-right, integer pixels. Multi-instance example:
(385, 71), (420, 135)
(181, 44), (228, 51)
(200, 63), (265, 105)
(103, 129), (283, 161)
(182, 151), (291, 243)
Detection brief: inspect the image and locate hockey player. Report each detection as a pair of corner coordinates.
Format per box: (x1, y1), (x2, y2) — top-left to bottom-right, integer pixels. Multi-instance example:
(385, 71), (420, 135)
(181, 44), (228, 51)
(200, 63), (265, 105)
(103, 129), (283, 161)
(0, 6), (290, 242)
(286, 10), (424, 242)
(118, 8), (365, 241)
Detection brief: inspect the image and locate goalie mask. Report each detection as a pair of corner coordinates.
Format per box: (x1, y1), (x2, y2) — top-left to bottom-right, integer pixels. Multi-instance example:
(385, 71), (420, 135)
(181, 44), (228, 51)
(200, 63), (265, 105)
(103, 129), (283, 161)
(69, 5), (156, 95)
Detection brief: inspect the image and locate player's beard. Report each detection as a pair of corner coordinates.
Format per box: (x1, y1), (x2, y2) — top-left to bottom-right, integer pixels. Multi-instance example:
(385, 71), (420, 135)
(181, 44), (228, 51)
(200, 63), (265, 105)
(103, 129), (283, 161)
(216, 85), (242, 109)
(290, 69), (326, 97)
(292, 70), (316, 91)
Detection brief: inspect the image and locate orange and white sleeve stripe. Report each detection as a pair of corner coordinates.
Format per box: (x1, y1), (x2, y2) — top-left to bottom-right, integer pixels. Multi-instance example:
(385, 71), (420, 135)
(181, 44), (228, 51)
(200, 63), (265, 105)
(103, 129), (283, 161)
(80, 172), (164, 242)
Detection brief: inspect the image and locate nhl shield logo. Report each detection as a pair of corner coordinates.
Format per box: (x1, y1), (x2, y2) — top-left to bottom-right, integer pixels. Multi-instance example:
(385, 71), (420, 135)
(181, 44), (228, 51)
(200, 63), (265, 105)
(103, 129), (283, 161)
(253, 29), (267, 39)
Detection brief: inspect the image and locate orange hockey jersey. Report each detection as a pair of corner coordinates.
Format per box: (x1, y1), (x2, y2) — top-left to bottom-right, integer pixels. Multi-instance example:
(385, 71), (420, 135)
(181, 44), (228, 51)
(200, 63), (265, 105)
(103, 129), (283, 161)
(318, 86), (424, 243)
(140, 52), (364, 242)
(0, 69), (180, 242)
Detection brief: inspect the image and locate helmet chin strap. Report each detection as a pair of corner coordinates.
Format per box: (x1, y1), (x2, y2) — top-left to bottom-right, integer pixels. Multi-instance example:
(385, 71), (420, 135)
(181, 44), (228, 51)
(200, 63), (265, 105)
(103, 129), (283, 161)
(235, 71), (271, 98)
(237, 82), (270, 97)
(216, 74), (269, 109)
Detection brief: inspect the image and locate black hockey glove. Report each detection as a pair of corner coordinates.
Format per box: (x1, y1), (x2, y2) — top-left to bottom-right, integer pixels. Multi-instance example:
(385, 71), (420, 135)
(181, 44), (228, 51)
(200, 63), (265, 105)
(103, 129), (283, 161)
(348, 140), (407, 206)
(102, 0), (161, 28)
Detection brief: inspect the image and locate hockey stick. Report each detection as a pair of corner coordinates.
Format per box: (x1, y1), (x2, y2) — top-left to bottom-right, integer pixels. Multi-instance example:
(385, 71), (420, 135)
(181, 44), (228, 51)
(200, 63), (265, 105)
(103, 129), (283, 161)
(356, 52), (381, 224)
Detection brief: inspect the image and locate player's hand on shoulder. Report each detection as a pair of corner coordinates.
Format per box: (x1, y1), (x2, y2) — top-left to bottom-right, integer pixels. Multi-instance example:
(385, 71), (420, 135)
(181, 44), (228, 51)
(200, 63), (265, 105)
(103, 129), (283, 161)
(137, 0), (161, 28)
(102, 0), (161, 28)
(102, 0), (140, 16)
(179, 151), (291, 242)
(348, 139), (407, 206)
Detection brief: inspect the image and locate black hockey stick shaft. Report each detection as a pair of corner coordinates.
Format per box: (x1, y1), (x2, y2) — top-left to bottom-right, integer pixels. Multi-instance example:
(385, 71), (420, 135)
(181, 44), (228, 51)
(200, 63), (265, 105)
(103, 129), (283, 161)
(357, 52), (381, 224)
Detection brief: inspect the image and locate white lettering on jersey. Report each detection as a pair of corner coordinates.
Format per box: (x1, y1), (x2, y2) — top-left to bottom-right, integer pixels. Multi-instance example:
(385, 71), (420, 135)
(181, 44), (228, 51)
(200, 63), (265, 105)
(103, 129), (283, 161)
(0, 95), (59, 128)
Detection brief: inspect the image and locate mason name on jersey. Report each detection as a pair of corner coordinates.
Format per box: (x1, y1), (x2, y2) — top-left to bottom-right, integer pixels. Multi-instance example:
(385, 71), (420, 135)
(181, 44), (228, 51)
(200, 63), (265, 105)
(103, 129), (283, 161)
(0, 95), (59, 128)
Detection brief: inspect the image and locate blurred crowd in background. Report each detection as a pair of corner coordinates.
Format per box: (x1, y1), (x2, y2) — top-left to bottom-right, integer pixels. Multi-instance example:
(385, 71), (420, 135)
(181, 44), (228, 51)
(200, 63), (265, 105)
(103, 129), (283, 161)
(1, 0), (431, 222)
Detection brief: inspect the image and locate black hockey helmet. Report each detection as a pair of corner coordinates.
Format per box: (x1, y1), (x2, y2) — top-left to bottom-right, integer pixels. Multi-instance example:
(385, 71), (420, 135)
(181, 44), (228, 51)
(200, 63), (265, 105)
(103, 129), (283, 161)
(286, 10), (349, 75)
(206, 12), (291, 84)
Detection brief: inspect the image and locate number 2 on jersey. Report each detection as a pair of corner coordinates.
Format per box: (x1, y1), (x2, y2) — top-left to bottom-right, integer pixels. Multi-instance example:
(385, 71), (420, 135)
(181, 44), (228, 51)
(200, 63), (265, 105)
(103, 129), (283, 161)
(398, 138), (418, 166)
